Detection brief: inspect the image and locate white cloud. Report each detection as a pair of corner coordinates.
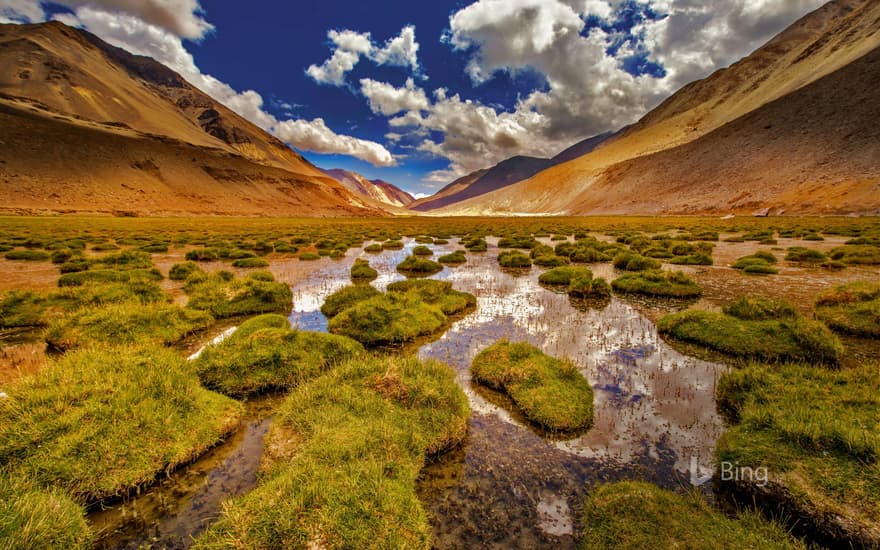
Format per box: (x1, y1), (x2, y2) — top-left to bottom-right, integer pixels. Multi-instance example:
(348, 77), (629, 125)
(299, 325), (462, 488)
(396, 0), (825, 182)
(0, 0), (44, 23)
(55, 0), (212, 39)
(360, 77), (428, 115)
(306, 25), (423, 87)
(274, 118), (395, 167)
(2, 1), (394, 166)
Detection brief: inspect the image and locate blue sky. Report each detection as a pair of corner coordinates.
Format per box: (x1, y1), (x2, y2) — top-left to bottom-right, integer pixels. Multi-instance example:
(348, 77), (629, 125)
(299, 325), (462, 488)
(4, 0), (825, 196)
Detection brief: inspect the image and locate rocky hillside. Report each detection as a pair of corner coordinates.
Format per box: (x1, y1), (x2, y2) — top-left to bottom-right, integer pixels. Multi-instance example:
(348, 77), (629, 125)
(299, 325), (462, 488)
(322, 169), (414, 208)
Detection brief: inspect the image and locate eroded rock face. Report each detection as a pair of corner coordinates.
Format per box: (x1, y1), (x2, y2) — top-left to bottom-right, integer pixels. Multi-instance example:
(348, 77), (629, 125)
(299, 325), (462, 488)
(198, 109), (252, 145)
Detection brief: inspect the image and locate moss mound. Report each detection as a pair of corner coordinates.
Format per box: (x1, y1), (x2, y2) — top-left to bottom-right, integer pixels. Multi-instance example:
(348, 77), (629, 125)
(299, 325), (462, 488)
(438, 250), (467, 264)
(387, 279), (476, 316)
(538, 266), (592, 286)
(396, 255), (443, 275)
(581, 481), (805, 549)
(45, 301), (212, 351)
(732, 251), (779, 274)
(497, 250), (532, 268)
(320, 284), (382, 318)
(350, 258), (378, 282)
(612, 270), (702, 298)
(815, 281), (880, 338)
(716, 362), (880, 547)
(195, 314), (364, 397)
(185, 271), (292, 318)
(412, 245), (433, 256)
(613, 252), (661, 271)
(471, 340), (593, 432)
(194, 355), (469, 549)
(658, 299), (843, 364)
(0, 345), (241, 504)
(0, 474), (92, 550)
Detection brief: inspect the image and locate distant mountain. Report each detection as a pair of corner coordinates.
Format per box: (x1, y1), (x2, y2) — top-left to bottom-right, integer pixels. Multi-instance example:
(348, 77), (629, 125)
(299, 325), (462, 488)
(0, 21), (384, 216)
(436, 0), (880, 216)
(410, 132), (613, 211)
(322, 169), (414, 207)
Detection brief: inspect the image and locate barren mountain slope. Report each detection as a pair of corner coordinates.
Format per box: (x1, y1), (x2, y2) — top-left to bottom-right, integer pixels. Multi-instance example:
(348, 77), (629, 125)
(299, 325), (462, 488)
(0, 21), (383, 216)
(439, 0), (880, 215)
(322, 169), (414, 207)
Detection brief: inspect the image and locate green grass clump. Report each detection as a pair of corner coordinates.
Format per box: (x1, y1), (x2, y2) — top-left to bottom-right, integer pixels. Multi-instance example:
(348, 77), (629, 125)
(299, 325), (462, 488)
(569, 274), (611, 298)
(320, 284), (382, 318)
(471, 341), (592, 432)
(45, 302), (213, 350)
(57, 268), (162, 287)
(386, 279), (476, 316)
(185, 271), (293, 318)
(533, 254), (570, 267)
(0, 345), (241, 504)
(538, 266), (592, 286)
(716, 362), (879, 545)
(89, 249), (153, 270)
(0, 474), (92, 549)
(658, 302), (843, 364)
(363, 243), (383, 253)
(669, 253), (713, 265)
(732, 251), (779, 274)
(613, 252), (661, 271)
(350, 258), (378, 281)
(580, 481), (804, 549)
(169, 261), (203, 281)
(0, 281), (167, 328)
(412, 245), (433, 256)
(785, 247), (826, 263)
(231, 257), (270, 268)
(298, 251), (321, 261)
(194, 354), (469, 549)
(397, 255), (443, 275)
(185, 248), (220, 262)
(612, 270), (702, 298)
(497, 250), (532, 268)
(382, 240), (404, 250)
(4, 250), (50, 261)
(828, 244), (880, 265)
(195, 314), (364, 397)
(815, 281), (880, 338)
(328, 294), (445, 346)
(463, 237), (488, 252)
(438, 250), (467, 264)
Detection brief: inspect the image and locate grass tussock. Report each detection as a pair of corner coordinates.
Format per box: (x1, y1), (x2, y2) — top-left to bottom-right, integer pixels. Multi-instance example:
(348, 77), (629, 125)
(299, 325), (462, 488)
(658, 297), (843, 364)
(815, 281), (880, 338)
(613, 252), (661, 271)
(581, 481), (804, 549)
(716, 361), (880, 545)
(0, 280), (167, 328)
(438, 250), (467, 264)
(4, 250), (50, 261)
(45, 301), (213, 351)
(471, 340), (593, 432)
(0, 473), (92, 550)
(58, 268), (162, 287)
(195, 314), (363, 397)
(194, 354), (469, 549)
(828, 244), (880, 265)
(732, 251), (779, 274)
(497, 250), (532, 268)
(612, 270), (702, 298)
(397, 255), (443, 275)
(231, 257), (269, 268)
(0, 344), (241, 504)
(169, 261), (203, 281)
(185, 270), (292, 318)
(350, 258), (378, 282)
(323, 281), (475, 346)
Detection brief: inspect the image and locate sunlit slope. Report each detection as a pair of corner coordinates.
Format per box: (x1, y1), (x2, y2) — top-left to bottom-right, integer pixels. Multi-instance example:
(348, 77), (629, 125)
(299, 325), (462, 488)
(439, 0), (880, 215)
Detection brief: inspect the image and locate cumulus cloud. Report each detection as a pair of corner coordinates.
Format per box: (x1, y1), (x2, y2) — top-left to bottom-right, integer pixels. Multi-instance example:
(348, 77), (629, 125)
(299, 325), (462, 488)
(306, 25), (423, 86)
(0, 0), (43, 23)
(360, 77), (429, 115)
(393, 0), (825, 182)
(2, 1), (394, 166)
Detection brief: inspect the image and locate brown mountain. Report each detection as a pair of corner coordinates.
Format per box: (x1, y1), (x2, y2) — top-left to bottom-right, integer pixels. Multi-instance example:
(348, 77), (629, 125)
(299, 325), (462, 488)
(437, 0), (880, 216)
(322, 169), (414, 208)
(0, 21), (384, 216)
(410, 132), (614, 212)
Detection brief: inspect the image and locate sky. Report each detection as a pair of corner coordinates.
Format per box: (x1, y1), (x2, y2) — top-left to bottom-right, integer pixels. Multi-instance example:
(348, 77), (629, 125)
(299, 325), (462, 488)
(0, 0), (826, 197)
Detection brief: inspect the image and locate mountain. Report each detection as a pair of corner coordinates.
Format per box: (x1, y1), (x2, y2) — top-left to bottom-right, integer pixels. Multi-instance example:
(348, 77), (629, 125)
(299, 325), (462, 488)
(436, 0), (880, 216)
(410, 132), (613, 211)
(322, 169), (414, 207)
(0, 21), (384, 216)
